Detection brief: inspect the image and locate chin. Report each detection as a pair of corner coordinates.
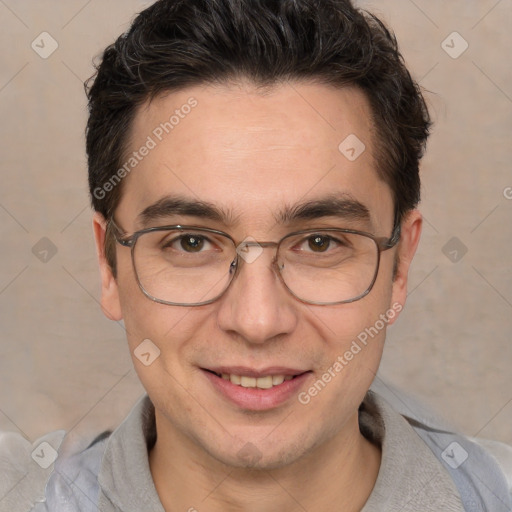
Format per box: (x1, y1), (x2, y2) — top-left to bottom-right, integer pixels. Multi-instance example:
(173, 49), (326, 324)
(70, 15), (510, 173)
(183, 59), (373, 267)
(204, 433), (313, 471)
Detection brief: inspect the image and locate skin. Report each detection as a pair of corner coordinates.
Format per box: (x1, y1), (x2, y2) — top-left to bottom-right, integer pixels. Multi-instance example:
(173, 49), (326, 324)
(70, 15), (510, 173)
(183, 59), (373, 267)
(93, 81), (422, 512)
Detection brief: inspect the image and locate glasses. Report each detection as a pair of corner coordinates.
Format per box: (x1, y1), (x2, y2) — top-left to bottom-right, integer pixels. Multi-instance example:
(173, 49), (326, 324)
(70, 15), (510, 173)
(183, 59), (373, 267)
(109, 219), (400, 307)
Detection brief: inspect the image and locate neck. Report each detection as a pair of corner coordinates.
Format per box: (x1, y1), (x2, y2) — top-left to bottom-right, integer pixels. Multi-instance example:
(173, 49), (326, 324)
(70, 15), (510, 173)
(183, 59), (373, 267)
(149, 410), (381, 512)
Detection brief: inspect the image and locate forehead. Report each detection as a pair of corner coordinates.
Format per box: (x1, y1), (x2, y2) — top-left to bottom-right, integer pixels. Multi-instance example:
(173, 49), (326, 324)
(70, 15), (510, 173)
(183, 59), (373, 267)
(116, 81), (394, 232)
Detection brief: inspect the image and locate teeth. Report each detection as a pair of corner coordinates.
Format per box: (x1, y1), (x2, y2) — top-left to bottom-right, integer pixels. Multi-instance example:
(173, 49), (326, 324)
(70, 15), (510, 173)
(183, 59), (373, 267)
(255, 376), (273, 389)
(240, 376), (257, 388)
(218, 372), (297, 389)
(230, 374), (241, 385)
(272, 375), (285, 385)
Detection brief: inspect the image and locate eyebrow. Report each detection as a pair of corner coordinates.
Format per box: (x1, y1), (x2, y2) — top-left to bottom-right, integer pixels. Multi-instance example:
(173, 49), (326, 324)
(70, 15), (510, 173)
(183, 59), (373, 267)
(136, 194), (371, 228)
(137, 196), (237, 228)
(277, 194), (371, 225)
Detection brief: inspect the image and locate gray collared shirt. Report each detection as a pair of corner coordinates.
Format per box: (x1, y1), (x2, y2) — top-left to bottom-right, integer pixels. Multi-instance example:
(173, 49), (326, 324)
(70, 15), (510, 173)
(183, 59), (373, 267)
(11, 388), (511, 511)
(96, 391), (465, 511)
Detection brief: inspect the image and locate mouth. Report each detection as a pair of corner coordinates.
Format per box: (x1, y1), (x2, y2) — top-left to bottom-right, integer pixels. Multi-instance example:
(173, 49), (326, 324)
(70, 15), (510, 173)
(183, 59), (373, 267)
(200, 367), (313, 410)
(203, 369), (307, 389)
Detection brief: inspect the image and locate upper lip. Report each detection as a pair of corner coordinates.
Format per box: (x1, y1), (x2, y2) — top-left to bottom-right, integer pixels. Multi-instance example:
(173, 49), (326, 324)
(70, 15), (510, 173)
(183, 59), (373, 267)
(203, 366), (311, 378)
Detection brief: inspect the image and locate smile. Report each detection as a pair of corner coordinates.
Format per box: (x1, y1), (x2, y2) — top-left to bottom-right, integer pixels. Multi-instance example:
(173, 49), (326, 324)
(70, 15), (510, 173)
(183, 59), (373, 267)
(201, 368), (313, 410)
(212, 371), (296, 389)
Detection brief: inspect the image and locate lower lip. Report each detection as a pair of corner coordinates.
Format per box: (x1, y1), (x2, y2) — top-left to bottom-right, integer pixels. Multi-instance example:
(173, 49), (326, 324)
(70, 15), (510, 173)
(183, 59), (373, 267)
(202, 369), (312, 411)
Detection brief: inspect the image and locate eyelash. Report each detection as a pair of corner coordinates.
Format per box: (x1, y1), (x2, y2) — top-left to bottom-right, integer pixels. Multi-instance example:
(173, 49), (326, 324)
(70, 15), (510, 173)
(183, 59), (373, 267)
(160, 233), (350, 253)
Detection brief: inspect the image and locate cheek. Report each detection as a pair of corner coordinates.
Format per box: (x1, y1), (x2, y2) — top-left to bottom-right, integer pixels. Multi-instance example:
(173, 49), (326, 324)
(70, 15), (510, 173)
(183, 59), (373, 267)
(115, 258), (211, 375)
(311, 271), (393, 348)
(306, 276), (394, 383)
(300, 297), (393, 427)
(114, 255), (183, 370)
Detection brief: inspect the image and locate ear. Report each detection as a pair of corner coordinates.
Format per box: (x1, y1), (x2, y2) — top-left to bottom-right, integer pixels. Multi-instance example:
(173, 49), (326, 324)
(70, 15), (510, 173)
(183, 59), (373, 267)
(92, 212), (123, 321)
(388, 209), (422, 325)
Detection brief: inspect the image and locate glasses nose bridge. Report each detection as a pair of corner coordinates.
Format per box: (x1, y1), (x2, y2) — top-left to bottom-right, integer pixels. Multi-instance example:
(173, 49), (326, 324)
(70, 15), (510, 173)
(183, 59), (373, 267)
(233, 239), (282, 274)
(253, 240), (279, 249)
(236, 240), (280, 256)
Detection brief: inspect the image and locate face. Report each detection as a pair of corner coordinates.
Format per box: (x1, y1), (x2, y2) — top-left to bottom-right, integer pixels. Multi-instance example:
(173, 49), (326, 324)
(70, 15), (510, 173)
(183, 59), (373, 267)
(93, 81), (421, 470)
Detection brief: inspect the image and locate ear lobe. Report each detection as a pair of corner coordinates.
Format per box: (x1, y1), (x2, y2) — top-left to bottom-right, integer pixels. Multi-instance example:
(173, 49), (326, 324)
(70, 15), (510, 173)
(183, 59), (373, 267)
(389, 210), (422, 324)
(92, 212), (123, 321)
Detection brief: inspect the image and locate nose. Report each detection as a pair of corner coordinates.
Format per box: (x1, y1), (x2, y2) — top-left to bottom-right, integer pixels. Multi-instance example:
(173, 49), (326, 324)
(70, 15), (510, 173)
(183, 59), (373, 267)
(216, 246), (299, 344)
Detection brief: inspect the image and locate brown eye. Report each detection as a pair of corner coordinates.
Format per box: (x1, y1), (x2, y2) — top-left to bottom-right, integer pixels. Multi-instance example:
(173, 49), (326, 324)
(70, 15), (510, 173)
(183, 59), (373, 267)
(161, 233), (211, 253)
(179, 235), (205, 252)
(308, 235), (332, 252)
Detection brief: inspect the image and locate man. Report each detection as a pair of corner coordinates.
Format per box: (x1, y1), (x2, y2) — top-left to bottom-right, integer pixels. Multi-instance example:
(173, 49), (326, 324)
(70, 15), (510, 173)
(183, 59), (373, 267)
(8, 0), (512, 510)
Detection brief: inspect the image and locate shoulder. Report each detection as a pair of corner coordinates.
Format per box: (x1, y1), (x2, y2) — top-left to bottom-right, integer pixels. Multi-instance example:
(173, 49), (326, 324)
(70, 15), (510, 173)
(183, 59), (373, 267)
(412, 424), (512, 510)
(369, 380), (512, 508)
(0, 429), (66, 512)
(469, 436), (512, 493)
(35, 430), (111, 511)
(0, 428), (111, 512)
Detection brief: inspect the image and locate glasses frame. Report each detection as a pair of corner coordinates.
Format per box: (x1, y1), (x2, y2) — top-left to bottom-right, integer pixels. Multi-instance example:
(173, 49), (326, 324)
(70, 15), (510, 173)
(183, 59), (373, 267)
(109, 217), (401, 307)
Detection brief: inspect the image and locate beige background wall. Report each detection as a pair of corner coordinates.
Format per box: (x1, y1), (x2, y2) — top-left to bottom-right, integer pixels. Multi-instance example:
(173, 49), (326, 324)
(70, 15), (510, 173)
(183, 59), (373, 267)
(0, 0), (510, 450)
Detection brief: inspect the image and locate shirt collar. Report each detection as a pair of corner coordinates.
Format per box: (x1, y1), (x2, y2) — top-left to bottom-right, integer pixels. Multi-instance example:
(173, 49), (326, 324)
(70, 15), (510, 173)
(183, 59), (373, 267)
(97, 391), (464, 511)
(360, 390), (464, 511)
(97, 394), (163, 511)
